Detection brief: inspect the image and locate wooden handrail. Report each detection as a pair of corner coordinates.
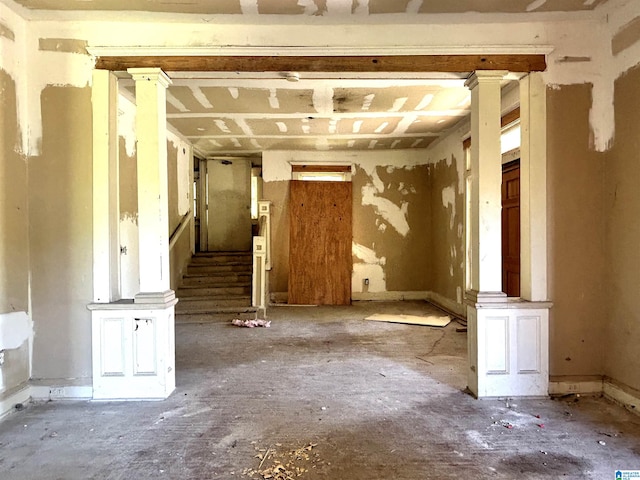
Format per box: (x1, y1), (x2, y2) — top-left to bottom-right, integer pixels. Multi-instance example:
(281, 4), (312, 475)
(169, 211), (191, 250)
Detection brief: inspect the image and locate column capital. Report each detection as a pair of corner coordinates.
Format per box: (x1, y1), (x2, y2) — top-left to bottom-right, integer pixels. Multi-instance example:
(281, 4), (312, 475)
(465, 70), (508, 90)
(127, 68), (172, 88)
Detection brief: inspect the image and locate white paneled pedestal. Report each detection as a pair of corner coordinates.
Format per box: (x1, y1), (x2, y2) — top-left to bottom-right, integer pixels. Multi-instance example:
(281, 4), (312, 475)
(88, 299), (177, 400)
(467, 299), (551, 398)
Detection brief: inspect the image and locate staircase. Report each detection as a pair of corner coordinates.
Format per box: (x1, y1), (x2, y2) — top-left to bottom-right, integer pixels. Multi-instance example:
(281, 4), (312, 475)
(175, 251), (257, 323)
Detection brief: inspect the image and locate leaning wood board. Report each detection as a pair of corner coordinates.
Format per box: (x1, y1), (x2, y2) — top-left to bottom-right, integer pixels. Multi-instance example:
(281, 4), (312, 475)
(365, 314), (451, 327)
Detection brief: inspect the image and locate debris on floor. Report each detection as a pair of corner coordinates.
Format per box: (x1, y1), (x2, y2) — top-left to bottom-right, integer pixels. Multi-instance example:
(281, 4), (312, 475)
(243, 442), (322, 479)
(232, 319), (271, 328)
(365, 313), (451, 327)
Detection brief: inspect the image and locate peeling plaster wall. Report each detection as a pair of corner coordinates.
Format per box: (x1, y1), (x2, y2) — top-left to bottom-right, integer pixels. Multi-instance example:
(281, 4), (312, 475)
(546, 84), (606, 379)
(167, 130), (194, 291)
(424, 124), (466, 310)
(262, 179), (290, 295)
(263, 150), (430, 300)
(0, 4), (31, 398)
(604, 63), (640, 393)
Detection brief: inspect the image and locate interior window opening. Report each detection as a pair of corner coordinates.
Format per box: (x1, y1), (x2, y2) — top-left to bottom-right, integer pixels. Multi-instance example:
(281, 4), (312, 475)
(291, 164), (353, 182)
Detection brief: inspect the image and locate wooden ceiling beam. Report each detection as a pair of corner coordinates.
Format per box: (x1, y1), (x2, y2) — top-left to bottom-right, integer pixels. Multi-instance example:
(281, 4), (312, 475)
(96, 54), (546, 73)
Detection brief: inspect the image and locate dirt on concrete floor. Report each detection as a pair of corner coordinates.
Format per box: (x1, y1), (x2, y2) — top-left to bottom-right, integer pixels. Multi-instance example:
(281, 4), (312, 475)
(0, 301), (639, 479)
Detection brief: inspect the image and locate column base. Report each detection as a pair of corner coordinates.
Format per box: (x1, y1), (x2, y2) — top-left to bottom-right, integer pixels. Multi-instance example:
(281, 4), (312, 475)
(465, 290), (507, 305)
(467, 297), (551, 398)
(134, 289), (176, 305)
(88, 299), (176, 400)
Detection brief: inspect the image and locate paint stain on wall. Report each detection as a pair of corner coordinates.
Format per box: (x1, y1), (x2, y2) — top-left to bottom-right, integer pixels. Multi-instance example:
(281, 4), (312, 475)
(0, 21), (15, 41)
(352, 242), (386, 292)
(612, 16), (640, 56)
(360, 165), (411, 237)
(353, 164), (430, 293)
(428, 155), (464, 302)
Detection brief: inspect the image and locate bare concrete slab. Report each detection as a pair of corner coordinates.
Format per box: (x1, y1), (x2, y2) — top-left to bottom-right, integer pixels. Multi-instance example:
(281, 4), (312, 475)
(0, 301), (639, 479)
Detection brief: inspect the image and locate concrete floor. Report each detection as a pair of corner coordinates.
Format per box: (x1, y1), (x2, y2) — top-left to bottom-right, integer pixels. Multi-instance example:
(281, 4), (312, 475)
(1, 301), (639, 479)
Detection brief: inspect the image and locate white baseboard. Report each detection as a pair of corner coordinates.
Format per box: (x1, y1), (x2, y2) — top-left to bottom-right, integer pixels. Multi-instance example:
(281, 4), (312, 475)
(603, 380), (640, 415)
(548, 379), (604, 396)
(0, 383), (31, 420)
(352, 291), (430, 301)
(426, 291), (466, 317)
(271, 291), (432, 303)
(31, 384), (93, 401)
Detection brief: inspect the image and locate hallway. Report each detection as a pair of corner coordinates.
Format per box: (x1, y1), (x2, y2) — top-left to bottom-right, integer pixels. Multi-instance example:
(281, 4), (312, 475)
(1, 301), (639, 479)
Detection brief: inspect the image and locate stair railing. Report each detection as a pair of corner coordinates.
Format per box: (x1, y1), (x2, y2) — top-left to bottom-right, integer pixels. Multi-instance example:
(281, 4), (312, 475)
(252, 201), (271, 310)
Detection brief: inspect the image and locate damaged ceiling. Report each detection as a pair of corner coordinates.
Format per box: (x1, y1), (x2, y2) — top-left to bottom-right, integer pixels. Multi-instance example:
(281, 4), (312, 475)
(121, 74), (475, 157)
(10, 0), (560, 157)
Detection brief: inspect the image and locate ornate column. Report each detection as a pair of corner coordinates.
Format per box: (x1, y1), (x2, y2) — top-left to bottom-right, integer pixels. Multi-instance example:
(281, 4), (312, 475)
(465, 71), (550, 398)
(89, 68), (176, 400)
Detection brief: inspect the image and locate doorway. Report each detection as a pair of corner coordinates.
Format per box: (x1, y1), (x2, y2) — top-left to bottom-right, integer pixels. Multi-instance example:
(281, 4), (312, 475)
(501, 159), (520, 297)
(202, 158), (252, 252)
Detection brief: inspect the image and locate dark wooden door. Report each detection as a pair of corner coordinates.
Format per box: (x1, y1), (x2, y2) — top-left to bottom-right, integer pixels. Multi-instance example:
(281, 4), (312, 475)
(502, 161), (520, 297)
(289, 180), (352, 305)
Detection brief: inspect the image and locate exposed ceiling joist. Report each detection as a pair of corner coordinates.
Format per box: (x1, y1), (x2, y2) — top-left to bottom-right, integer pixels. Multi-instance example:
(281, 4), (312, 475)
(96, 54), (546, 73)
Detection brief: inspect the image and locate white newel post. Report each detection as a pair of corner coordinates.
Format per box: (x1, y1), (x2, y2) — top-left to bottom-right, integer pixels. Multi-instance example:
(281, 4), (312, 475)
(465, 71), (550, 398)
(89, 68), (177, 400)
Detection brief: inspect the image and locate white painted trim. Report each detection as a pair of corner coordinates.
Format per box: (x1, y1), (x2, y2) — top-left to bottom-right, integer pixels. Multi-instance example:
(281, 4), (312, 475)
(351, 291), (430, 301)
(0, 384), (31, 420)
(169, 78), (468, 88)
(604, 381), (640, 415)
(426, 291), (466, 317)
(87, 45), (554, 58)
(30, 385), (93, 400)
(548, 379), (604, 396)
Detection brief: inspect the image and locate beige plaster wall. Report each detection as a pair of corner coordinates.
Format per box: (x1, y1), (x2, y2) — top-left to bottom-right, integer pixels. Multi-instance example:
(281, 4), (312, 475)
(604, 64), (640, 392)
(428, 157), (465, 308)
(29, 85), (93, 382)
(546, 84), (606, 379)
(353, 163), (430, 295)
(263, 151), (431, 301)
(0, 66), (31, 395)
(0, 69), (29, 316)
(263, 180), (289, 295)
(167, 133), (194, 290)
(167, 139), (180, 234)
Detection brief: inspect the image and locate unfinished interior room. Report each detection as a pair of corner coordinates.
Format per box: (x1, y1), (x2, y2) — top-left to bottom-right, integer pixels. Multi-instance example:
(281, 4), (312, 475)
(1, 0), (640, 478)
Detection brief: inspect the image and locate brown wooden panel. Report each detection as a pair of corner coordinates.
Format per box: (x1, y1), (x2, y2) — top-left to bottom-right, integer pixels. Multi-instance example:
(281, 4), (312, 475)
(96, 54), (546, 73)
(501, 107), (521, 128)
(502, 161), (520, 297)
(289, 180), (352, 305)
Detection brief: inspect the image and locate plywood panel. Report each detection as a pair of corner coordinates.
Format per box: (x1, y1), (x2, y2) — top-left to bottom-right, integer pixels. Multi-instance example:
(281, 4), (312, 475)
(289, 180), (352, 305)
